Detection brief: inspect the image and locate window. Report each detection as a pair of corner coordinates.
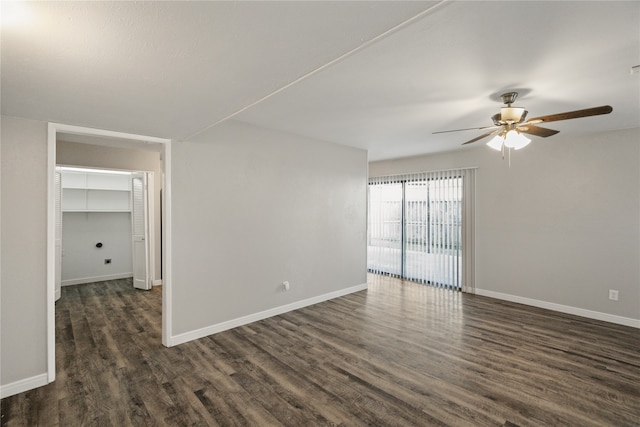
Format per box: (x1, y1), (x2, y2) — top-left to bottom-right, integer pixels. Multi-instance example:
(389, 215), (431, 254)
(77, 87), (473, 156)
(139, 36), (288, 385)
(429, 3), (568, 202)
(368, 169), (475, 291)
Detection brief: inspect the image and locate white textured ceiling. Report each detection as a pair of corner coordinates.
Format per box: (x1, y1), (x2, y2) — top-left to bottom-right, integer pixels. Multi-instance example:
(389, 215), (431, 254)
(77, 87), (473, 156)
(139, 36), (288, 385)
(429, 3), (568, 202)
(2, 1), (639, 161)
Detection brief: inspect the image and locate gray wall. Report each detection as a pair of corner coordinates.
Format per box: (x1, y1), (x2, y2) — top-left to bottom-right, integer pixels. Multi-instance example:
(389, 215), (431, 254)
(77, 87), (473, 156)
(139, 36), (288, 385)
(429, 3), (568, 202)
(1, 116), (48, 386)
(171, 120), (368, 335)
(370, 127), (640, 320)
(57, 141), (162, 281)
(0, 115), (368, 392)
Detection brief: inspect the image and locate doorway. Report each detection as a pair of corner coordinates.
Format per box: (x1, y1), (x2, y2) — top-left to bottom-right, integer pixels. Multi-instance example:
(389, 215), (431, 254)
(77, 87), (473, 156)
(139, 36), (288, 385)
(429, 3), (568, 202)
(46, 123), (173, 384)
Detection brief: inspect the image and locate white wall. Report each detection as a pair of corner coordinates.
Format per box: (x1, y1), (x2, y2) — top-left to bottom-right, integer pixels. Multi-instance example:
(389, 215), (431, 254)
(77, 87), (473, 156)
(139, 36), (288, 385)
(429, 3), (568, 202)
(57, 141), (162, 281)
(61, 212), (133, 285)
(1, 116), (48, 388)
(171, 120), (368, 337)
(370, 128), (640, 323)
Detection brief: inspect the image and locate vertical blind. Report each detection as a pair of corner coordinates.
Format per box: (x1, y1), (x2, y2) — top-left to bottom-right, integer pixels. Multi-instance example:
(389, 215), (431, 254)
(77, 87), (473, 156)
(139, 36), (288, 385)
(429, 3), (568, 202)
(368, 168), (476, 292)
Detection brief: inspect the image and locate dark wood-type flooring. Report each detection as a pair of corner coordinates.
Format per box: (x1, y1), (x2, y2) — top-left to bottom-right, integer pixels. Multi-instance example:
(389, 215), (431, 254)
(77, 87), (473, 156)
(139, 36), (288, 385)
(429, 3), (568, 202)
(2, 275), (639, 426)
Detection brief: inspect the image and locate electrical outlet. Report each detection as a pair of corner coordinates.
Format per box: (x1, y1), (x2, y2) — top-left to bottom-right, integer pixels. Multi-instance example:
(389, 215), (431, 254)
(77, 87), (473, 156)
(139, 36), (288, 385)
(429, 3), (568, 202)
(608, 289), (619, 301)
(282, 281), (290, 291)
(104, 259), (112, 264)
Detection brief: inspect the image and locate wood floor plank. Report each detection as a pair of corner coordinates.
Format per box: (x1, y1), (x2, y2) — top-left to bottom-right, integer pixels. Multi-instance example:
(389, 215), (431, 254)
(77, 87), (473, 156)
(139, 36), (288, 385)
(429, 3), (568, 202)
(2, 275), (639, 426)
(161, 380), (220, 426)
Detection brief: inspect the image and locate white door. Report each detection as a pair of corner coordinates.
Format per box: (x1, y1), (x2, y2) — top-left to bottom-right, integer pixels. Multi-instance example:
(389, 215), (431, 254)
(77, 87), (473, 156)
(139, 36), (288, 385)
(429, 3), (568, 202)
(55, 171), (62, 301)
(131, 173), (151, 290)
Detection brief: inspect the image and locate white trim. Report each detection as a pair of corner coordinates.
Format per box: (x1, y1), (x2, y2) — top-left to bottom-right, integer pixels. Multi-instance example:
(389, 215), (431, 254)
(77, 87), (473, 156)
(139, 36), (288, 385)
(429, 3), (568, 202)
(153, 279), (163, 286)
(47, 124), (57, 382)
(171, 283), (368, 346)
(475, 288), (640, 328)
(0, 373), (48, 399)
(47, 123), (173, 390)
(146, 171), (156, 289)
(50, 122), (170, 144)
(61, 273), (133, 287)
(162, 143), (172, 346)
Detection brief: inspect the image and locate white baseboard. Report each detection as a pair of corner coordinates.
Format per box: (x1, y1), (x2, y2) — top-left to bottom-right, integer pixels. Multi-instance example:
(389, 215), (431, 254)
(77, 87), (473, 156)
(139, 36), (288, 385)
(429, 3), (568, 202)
(152, 279), (162, 286)
(62, 273), (133, 286)
(475, 288), (640, 328)
(0, 373), (48, 399)
(170, 282), (369, 346)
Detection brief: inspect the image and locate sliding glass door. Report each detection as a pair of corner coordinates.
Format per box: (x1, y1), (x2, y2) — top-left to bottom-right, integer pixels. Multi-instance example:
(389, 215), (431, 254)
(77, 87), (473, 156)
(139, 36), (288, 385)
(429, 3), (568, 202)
(368, 170), (473, 291)
(367, 182), (403, 276)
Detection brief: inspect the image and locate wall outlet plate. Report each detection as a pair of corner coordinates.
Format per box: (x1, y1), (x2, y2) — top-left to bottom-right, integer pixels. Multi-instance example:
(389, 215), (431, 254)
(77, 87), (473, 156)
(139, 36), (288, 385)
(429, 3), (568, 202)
(609, 289), (619, 301)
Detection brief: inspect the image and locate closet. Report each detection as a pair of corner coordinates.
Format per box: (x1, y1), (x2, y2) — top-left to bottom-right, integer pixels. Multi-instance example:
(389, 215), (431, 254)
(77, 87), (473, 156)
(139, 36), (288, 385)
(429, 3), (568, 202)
(56, 167), (150, 298)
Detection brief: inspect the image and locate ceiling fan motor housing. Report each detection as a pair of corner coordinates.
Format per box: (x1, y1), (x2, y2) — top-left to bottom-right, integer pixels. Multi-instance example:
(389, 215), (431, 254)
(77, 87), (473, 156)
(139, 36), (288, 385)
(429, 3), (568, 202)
(500, 107), (527, 123)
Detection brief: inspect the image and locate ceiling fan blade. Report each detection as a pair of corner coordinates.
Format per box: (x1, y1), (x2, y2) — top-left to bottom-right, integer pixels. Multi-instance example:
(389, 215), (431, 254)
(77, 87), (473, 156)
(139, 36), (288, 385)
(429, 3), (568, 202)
(518, 125), (560, 138)
(462, 129), (500, 145)
(526, 105), (612, 125)
(433, 125), (498, 134)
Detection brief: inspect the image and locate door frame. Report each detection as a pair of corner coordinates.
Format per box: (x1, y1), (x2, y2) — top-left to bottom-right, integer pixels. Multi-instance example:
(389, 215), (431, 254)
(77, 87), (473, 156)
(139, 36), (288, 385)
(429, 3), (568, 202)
(47, 122), (173, 383)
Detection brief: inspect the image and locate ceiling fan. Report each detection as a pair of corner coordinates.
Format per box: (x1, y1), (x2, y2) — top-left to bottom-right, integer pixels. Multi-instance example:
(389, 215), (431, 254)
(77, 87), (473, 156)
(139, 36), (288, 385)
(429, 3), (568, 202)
(433, 92), (613, 151)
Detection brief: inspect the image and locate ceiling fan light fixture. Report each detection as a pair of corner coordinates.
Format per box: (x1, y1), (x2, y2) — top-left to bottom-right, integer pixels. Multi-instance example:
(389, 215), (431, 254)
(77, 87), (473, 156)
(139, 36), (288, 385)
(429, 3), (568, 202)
(486, 134), (504, 151)
(500, 107), (526, 123)
(503, 129), (531, 150)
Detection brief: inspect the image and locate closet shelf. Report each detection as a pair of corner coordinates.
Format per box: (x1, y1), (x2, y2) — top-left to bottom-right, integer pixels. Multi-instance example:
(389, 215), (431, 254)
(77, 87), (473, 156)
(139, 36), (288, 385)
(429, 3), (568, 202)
(63, 187), (131, 192)
(62, 209), (131, 213)
(60, 171), (132, 212)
